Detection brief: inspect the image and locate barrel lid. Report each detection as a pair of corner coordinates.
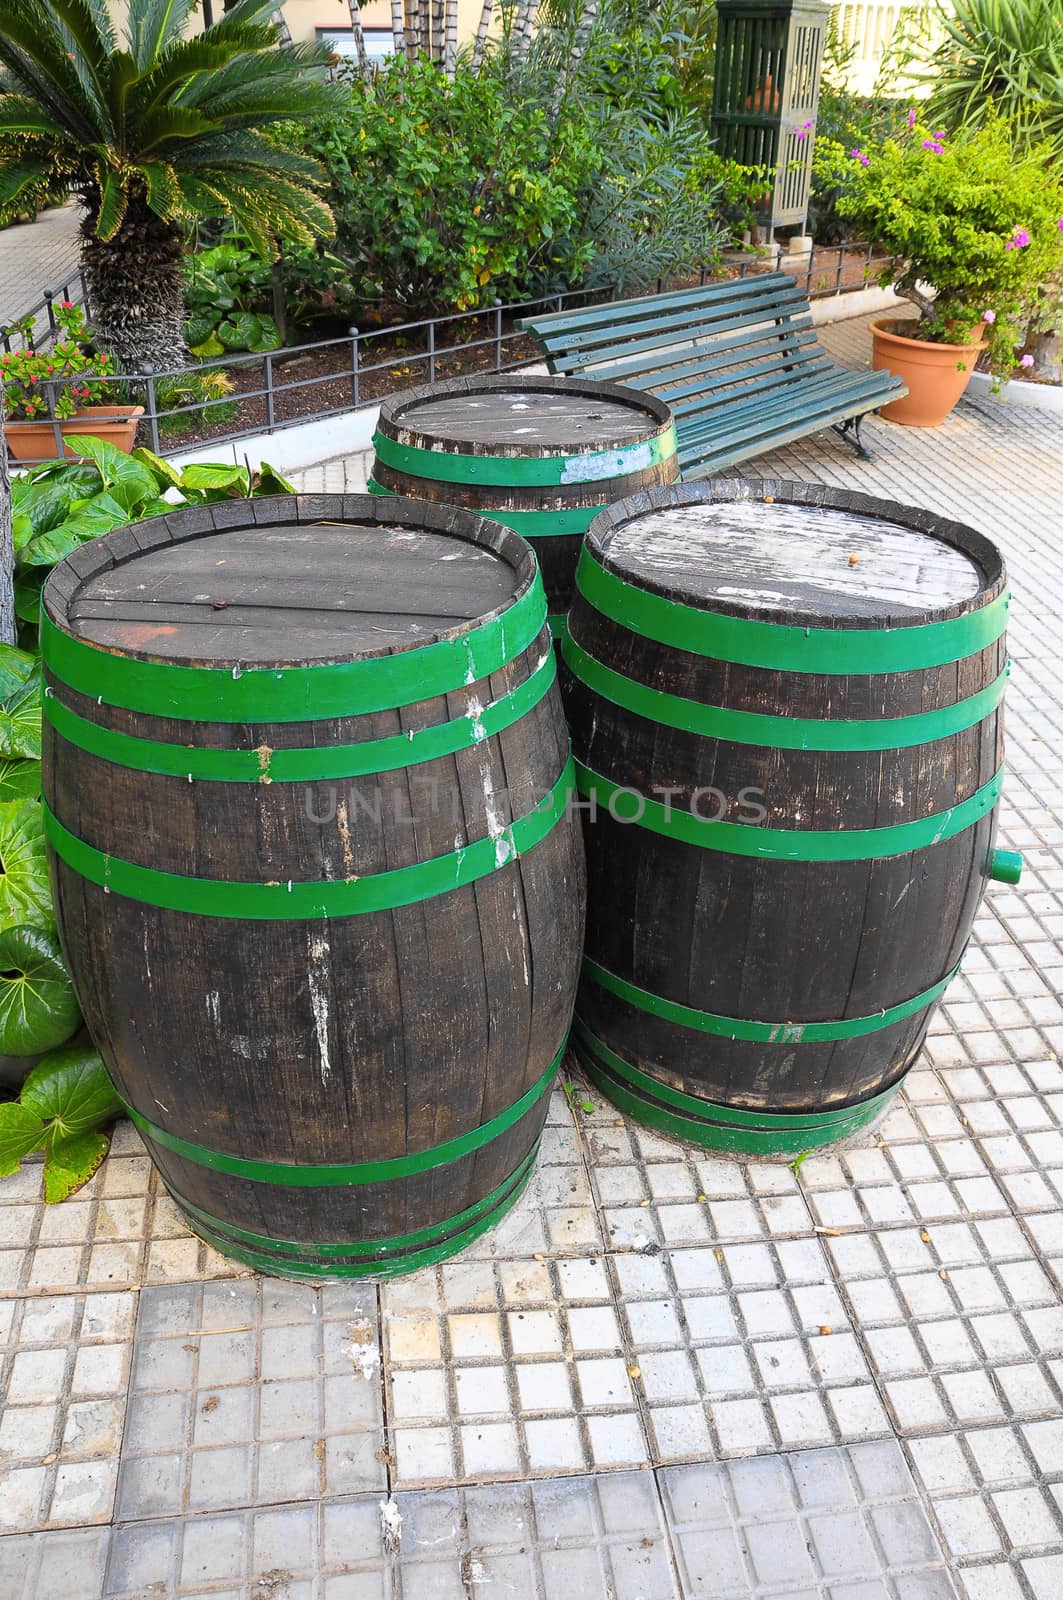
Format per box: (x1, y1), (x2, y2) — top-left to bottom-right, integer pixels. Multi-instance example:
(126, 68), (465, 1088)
(590, 483), (1002, 626)
(43, 495), (531, 667)
(378, 374), (673, 456)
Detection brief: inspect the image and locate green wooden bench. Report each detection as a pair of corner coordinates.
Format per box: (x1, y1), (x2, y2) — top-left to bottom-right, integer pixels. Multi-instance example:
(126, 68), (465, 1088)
(517, 272), (908, 478)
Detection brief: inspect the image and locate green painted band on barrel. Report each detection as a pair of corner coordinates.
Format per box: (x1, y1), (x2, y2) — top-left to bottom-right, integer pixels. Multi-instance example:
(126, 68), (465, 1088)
(39, 572), (547, 723)
(574, 759), (1003, 862)
(371, 424), (678, 488)
(169, 1141), (539, 1274)
(43, 650), (557, 783)
(367, 477), (600, 538)
(582, 955), (962, 1042)
(563, 633), (1009, 753)
(573, 1023), (901, 1156)
(44, 754), (574, 919)
(575, 549), (1009, 674)
(121, 1036), (565, 1186)
(180, 1152), (537, 1280)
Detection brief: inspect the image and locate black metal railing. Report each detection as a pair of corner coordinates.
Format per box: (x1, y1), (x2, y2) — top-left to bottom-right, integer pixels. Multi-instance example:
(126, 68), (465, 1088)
(3, 239), (892, 464)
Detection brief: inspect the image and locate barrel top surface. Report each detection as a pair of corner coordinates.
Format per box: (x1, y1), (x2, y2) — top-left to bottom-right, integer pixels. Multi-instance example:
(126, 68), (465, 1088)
(395, 391), (661, 452)
(62, 520), (516, 663)
(599, 500), (988, 622)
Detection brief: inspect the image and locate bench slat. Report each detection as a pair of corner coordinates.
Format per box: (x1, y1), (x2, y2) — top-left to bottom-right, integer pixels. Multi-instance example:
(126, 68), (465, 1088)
(538, 299), (811, 366)
(518, 271), (805, 339)
(565, 326), (823, 391)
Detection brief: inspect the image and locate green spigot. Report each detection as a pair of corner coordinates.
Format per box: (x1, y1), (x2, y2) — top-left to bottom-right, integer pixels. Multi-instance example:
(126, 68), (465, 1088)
(989, 849), (1023, 885)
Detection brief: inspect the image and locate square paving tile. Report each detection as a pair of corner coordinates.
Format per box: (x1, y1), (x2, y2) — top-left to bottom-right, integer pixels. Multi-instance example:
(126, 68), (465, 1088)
(114, 1280), (386, 1519)
(0, 1291), (136, 1532)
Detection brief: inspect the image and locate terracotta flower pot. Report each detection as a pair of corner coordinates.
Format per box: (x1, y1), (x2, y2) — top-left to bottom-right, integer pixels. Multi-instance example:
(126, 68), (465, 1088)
(4, 404), (144, 463)
(870, 320), (985, 427)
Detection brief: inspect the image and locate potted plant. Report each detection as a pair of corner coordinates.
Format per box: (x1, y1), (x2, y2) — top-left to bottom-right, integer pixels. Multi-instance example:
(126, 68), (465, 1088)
(838, 115), (1063, 425)
(0, 302), (142, 461)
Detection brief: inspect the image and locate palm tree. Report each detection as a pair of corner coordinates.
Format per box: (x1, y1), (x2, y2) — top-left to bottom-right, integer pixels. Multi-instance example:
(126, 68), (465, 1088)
(0, 1), (344, 372)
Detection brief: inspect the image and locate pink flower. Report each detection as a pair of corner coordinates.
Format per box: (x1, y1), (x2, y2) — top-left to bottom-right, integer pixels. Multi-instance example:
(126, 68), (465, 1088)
(982, 310), (996, 324)
(1058, 217), (1063, 231)
(921, 139), (945, 154)
(907, 108), (917, 128)
(60, 300), (73, 309)
(794, 120), (814, 140)
(1005, 227), (1031, 250)
(1020, 353), (1035, 368)
(849, 147), (870, 167)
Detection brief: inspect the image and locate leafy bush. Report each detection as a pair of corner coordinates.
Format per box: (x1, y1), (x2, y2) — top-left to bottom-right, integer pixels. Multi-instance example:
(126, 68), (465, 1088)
(150, 371), (238, 439)
(838, 115), (1063, 379)
(185, 242), (283, 357)
(0, 440), (296, 1196)
(291, 59), (599, 315)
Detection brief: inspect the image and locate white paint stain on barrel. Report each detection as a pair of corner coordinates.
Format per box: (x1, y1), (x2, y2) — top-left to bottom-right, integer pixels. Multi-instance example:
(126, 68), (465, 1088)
(307, 931), (332, 1087)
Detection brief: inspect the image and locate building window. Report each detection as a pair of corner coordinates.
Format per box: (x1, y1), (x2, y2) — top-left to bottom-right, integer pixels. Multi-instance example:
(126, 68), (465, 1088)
(316, 28), (395, 64)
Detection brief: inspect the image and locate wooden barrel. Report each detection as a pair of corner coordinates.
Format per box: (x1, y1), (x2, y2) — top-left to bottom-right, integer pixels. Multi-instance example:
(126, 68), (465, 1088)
(565, 480), (1017, 1156)
(41, 494), (585, 1278)
(370, 375), (679, 626)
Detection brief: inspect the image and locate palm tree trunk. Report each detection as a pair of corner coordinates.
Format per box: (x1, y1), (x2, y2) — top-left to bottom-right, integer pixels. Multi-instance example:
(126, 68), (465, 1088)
(0, 408), (13, 648)
(444, 0), (458, 78)
(405, 0), (424, 59)
(346, 0), (370, 70)
(470, 0), (494, 73)
(432, 0), (445, 62)
(80, 200), (187, 374)
(390, 0), (405, 54)
(271, 9), (293, 46)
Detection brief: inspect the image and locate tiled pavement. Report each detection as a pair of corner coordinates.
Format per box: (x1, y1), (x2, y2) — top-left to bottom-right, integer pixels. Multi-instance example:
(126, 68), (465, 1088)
(0, 201), (83, 334)
(2, 315), (1063, 1596)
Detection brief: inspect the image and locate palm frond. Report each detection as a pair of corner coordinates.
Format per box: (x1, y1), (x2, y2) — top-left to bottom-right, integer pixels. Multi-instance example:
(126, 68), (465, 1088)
(0, 159), (53, 207)
(128, 0), (199, 69)
(0, 6), (106, 141)
(94, 165), (128, 238)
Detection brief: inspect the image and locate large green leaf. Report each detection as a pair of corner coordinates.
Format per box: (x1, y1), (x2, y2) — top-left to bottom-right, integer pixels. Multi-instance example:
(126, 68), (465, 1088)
(12, 469), (103, 537)
(20, 492), (134, 568)
(217, 310), (280, 352)
(22, 1045), (124, 1135)
(14, 575), (46, 625)
(252, 462), (296, 497)
(188, 331), (225, 359)
(180, 462), (250, 494)
(0, 1102), (44, 1178)
(0, 679), (42, 761)
(0, 800), (53, 929)
(0, 643), (39, 700)
(132, 445), (183, 492)
(0, 760), (41, 803)
(60, 437), (157, 512)
(43, 1128), (111, 1203)
(0, 925), (80, 1055)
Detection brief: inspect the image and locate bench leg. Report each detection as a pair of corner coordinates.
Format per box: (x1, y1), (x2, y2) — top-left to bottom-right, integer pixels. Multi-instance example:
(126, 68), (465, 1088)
(832, 412), (874, 462)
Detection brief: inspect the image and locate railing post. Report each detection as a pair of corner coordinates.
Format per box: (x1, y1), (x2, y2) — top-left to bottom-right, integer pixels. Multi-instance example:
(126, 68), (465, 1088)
(835, 244), (844, 294)
(264, 351), (276, 430)
(46, 378), (64, 463)
(349, 327), (360, 408)
(427, 319), (436, 384)
(143, 363), (162, 454)
(271, 259), (287, 347)
(493, 298), (503, 373)
(43, 292), (56, 340)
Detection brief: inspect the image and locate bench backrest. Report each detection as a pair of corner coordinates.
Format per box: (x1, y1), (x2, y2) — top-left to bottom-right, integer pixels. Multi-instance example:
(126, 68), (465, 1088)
(520, 272), (830, 416)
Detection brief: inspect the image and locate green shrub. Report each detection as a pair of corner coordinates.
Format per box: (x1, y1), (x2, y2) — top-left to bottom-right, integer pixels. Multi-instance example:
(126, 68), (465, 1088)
(290, 59), (599, 316)
(838, 115), (1063, 379)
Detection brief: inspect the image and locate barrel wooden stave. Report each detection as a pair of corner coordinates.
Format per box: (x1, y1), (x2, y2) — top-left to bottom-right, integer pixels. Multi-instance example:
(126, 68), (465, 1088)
(566, 480), (1008, 1146)
(371, 374), (679, 619)
(43, 494), (585, 1274)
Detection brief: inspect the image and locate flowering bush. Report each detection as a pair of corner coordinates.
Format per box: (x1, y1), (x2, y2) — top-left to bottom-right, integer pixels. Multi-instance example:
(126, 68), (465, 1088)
(838, 116), (1063, 378)
(0, 304), (116, 421)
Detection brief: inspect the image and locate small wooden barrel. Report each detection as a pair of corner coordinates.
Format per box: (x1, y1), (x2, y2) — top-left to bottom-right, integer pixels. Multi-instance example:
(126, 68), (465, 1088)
(565, 480), (1016, 1156)
(370, 375), (679, 626)
(41, 494), (585, 1277)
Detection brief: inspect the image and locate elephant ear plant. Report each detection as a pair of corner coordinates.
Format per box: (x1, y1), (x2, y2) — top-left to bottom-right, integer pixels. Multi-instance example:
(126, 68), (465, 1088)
(0, 436), (295, 1199)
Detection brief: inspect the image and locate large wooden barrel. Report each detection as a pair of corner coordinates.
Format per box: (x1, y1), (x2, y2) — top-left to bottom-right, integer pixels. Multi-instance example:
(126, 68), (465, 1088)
(370, 375), (679, 626)
(565, 480), (1017, 1156)
(41, 494), (585, 1278)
